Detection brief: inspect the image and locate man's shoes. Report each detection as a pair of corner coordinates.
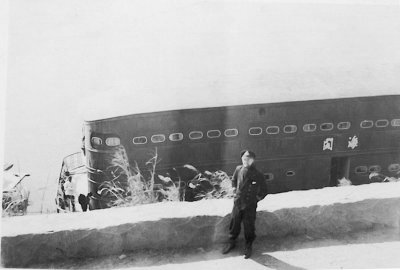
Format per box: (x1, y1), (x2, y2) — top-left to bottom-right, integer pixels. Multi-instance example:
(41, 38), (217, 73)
(244, 243), (252, 259)
(222, 241), (236, 254)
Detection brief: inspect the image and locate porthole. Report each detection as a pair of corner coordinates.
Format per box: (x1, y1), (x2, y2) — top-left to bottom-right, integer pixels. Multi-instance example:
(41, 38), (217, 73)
(283, 125), (297, 134)
(264, 173), (274, 181)
(286, 170), (295, 177)
(169, 133), (184, 141)
(303, 123), (317, 132)
(355, 166), (368, 174)
(224, 128), (238, 137)
(388, 163), (400, 172)
(249, 127), (262, 136)
(375, 119), (389, 128)
(320, 123), (334, 131)
(91, 137), (102, 146)
(207, 130), (221, 138)
(151, 134), (165, 143)
(133, 136), (147, 145)
(337, 122), (351, 130)
(391, 119), (400, 127)
(105, 137), (120, 146)
(360, 120), (373, 128)
(189, 131), (203, 140)
(266, 126), (279, 134)
(368, 165), (381, 173)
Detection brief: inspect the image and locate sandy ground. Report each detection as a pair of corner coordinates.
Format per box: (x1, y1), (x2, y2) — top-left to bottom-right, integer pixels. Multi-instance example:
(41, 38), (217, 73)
(29, 228), (400, 269)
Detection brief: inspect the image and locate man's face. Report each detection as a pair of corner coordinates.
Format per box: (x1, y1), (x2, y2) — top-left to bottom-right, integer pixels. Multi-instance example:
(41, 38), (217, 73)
(241, 156), (254, 167)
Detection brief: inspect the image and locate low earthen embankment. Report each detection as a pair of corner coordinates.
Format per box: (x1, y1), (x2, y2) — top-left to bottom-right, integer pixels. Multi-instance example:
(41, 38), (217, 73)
(2, 182), (400, 267)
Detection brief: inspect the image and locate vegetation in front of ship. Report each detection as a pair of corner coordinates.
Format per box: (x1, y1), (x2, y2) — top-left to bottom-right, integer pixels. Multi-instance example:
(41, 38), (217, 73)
(97, 146), (234, 208)
(2, 188), (30, 217)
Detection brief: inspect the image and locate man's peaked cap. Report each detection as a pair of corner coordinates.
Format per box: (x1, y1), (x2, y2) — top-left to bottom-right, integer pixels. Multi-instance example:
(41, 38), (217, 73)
(240, 150), (256, 159)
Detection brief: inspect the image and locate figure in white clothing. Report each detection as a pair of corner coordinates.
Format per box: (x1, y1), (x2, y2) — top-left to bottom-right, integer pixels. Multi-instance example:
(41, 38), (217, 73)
(63, 176), (76, 212)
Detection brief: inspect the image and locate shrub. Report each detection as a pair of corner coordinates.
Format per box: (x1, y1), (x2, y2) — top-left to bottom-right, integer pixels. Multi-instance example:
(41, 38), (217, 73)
(337, 177), (352, 186)
(99, 147), (235, 208)
(191, 170), (234, 200)
(98, 147), (161, 207)
(157, 175), (181, 202)
(2, 188), (30, 217)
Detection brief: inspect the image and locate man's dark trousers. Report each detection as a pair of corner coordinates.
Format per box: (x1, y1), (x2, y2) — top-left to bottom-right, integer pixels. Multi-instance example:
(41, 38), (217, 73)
(227, 164), (268, 246)
(228, 202), (257, 244)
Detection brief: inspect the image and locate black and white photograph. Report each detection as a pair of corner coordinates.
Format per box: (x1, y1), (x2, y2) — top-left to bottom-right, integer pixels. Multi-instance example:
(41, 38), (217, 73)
(1, 0), (400, 269)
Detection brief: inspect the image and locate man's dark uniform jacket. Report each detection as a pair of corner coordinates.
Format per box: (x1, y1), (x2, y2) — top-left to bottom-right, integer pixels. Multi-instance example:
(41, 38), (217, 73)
(232, 164), (268, 210)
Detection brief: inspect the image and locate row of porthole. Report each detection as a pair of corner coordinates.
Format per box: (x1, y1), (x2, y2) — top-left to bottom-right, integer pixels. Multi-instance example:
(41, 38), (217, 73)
(95, 118), (400, 146)
(249, 122), (350, 135)
(360, 119), (400, 129)
(354, 163), (400, 174)
(249, 119), (400, 136)
(133, 129), (239, 144)
(132, 122), (352, 144)
(91, 137), (121, 147)
(132, 121), (347, 144)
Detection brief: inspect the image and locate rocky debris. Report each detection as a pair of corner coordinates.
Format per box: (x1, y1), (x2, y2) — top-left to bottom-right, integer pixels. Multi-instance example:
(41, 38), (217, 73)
(2, 182), (400, 267)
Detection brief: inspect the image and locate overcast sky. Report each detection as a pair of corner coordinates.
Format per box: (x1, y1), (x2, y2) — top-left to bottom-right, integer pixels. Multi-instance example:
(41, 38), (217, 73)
(3, 0), (400, 212)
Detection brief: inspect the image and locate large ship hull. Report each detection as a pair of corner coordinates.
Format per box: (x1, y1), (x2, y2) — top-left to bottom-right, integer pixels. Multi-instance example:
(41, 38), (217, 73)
(83, 95), (400, 209)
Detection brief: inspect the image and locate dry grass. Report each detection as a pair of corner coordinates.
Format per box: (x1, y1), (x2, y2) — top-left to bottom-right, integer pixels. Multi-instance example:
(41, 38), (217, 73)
(97, 147), (160, 207)
(337, 177), (352, 186)
(98, 147), (234, 208)
(191, 170), (234, 200)
(157, 175), (181, 201)
(2, 188), (30, 217)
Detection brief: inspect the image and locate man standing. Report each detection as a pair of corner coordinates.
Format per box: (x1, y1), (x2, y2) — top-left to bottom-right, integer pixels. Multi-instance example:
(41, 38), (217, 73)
(222, 150), (268, 259)
(63, 174), (76, 212)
